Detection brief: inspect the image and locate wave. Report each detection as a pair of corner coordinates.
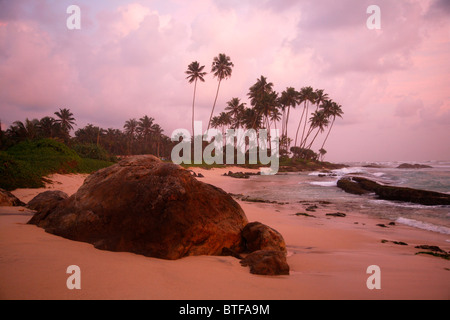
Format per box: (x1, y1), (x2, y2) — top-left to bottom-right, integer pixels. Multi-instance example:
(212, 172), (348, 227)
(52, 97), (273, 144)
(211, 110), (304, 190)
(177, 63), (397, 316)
(395, 217), (450, 235)
(310, 180), (338, 187)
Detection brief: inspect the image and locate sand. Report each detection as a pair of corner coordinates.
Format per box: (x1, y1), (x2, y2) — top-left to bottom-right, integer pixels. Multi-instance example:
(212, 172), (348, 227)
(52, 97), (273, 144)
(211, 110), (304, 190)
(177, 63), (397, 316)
(1, 169), (449, 300)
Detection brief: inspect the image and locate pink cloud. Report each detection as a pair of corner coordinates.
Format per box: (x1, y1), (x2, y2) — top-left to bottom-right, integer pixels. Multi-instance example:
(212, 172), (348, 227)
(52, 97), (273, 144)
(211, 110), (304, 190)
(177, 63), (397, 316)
(0, 0), (449, 162)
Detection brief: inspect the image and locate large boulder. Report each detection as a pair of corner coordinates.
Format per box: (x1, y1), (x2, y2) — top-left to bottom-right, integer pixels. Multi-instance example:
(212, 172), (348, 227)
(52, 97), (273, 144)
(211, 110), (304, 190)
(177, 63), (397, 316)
(28, 155), (248, 260)
(0, 188), (25, 206)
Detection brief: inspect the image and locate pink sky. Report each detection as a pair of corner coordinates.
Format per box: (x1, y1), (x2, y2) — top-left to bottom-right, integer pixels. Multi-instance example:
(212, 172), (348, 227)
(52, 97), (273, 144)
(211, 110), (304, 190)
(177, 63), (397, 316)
(1, 0), (449, 162)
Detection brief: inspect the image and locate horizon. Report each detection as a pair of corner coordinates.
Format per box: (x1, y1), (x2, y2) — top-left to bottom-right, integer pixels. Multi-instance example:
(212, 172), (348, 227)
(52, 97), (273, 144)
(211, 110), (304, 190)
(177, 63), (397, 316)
(1, 0), (449, 163)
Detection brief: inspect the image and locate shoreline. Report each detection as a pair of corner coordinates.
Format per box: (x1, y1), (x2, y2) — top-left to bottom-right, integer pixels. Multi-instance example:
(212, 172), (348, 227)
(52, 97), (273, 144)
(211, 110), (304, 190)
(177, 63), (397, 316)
(1, 168), (449, 300)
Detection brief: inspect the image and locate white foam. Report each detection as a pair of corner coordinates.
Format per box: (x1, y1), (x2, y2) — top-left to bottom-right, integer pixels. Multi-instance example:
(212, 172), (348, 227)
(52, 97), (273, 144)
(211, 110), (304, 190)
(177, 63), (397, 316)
(310, 180), (338, 187)
(373, 172), (385, 177)
(396, 217), (450, 235)
(332, 167), (366, 176)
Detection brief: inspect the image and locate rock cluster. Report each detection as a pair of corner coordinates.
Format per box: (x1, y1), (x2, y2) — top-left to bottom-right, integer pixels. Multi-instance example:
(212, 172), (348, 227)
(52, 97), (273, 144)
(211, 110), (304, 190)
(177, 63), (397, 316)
(223, 171), (260, 179)
(27, 155), (289, 275)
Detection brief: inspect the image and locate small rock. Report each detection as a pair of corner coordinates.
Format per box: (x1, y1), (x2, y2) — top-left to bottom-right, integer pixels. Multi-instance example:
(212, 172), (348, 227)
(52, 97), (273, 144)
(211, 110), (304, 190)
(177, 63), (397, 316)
(240, 250), (289, 275)
(242, 221), (287, 253)
(414, 245), (445, 253)
(295, 212), (316, 218)
(0, 188), (25, 206)
(326, 212), (346, 217)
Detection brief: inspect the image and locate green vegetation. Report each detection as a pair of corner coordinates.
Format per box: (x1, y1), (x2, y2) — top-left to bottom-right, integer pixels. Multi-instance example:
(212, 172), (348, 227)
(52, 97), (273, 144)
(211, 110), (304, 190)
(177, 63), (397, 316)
(0, 138), (114, 191)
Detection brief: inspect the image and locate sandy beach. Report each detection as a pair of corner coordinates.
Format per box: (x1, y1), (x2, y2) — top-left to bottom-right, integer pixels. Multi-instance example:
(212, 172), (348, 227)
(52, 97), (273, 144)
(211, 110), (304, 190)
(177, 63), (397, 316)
(1, 168), (449, 300)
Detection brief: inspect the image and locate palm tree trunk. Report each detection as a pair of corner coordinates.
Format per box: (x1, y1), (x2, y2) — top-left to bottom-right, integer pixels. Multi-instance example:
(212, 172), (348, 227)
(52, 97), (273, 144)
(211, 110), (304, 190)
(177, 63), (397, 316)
(192, 79), (198, 137)
(285, 106), (292, 152)
(301, 124), (316, 149)
(300, 102), (309, 148)
(294, 105), (306, 147)
(321, 117), (335, 150)
(207, 79), (222, 132)
(306, 128), (321, 150)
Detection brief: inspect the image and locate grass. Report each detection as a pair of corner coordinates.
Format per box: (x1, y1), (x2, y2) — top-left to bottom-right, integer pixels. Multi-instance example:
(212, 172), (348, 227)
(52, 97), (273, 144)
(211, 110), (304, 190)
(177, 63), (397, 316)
(0, 139), (114, 191)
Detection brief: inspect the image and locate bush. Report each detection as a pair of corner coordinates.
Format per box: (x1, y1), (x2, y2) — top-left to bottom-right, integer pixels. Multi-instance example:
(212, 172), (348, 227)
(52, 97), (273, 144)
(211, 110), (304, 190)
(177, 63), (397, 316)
(72, 143), (116, 162)
(1, 139), (114, 190)
(0, 151), (44, 190)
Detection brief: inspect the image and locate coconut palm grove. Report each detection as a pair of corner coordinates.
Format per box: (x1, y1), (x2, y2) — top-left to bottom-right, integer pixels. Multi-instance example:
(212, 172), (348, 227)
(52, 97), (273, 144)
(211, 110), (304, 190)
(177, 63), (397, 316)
(1, 53), (343, 190)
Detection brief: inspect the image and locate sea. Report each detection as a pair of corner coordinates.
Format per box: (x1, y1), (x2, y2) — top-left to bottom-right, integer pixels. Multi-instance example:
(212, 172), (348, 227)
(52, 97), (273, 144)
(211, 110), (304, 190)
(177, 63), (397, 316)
(240, 161), (450, 235)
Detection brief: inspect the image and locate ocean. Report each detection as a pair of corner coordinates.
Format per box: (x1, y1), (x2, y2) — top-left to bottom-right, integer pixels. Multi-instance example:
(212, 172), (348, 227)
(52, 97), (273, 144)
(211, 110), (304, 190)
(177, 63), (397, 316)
(240, 161), (450, 235)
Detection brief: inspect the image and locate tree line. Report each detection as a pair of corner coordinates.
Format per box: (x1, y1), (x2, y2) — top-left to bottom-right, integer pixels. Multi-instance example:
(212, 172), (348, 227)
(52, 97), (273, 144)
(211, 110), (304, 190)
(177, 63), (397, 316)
(1, 53), (343, 163)
(186, 53), (343, 161)
(0, 108), (174, 159)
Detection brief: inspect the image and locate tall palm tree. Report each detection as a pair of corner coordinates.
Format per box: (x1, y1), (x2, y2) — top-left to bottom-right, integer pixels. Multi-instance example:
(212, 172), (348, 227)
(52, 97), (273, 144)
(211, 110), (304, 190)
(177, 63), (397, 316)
(314, 89), (328, 112)
(320, 101), (344, 152)
(295, 86), (316, 148)
(247, 76), (274, 130)
(185, 61), (207, 136)
(207, 53), (234, 131)
(54, 108), (76, 134)
(279, 87), (298, 152)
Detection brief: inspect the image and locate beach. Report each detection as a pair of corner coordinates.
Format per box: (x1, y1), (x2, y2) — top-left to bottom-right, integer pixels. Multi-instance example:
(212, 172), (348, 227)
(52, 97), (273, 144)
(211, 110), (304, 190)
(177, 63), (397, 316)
(1, 168), (449, 300)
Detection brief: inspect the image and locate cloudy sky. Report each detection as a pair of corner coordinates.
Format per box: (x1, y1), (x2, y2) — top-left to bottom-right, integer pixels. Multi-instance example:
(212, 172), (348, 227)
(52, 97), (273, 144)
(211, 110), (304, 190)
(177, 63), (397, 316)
(1, 0), (449, 162)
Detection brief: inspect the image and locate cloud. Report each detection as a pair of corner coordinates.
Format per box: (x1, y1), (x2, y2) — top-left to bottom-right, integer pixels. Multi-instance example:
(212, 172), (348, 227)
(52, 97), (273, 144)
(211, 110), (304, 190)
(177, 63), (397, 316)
(0, 0), (449, 162)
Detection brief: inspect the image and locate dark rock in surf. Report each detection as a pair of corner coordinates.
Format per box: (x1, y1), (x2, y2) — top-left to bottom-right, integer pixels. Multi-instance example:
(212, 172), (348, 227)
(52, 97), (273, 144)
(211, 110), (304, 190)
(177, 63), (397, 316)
(337, 176), (450, 206)
(397, 163), (432, 169)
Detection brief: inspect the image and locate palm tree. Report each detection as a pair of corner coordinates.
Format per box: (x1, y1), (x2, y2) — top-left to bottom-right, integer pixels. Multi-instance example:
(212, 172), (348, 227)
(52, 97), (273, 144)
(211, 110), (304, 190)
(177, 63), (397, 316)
(305, 110), (329, 150)
(54, 108), (76, 134)
(225, 97), (246, 129)
(137, 115), (155, 154)
(185, 61), (207, 136)
(124, 118), (138, 154)
(320, 101), (344, 152)
(207, 53), (234, 131)
(279, 87), (298, 152)
(295, 86), (316, 148)
(314, 89), (328, 112)
(38, 116), (56, 138)
(151, 123), (164, 157)
(247, 76), (274, 130)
